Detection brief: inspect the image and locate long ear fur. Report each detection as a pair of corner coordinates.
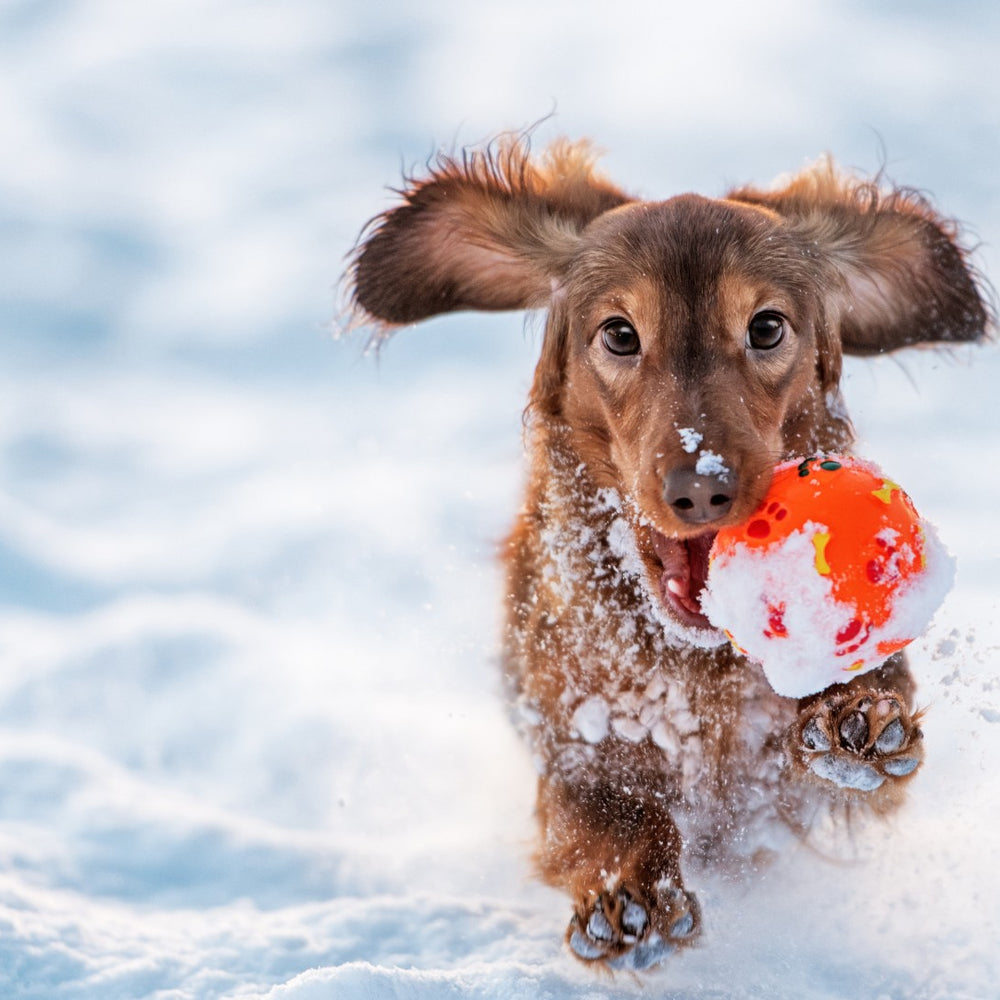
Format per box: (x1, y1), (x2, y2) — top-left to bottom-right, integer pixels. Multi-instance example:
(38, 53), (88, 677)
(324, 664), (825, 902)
(349, 135), (632, 330)
(729, 158), (992, 356)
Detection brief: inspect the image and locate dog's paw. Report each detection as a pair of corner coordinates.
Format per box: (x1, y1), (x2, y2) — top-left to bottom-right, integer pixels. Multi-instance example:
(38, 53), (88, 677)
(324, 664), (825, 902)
(795, 690), (922, 791)
(567, 881), (700, 971)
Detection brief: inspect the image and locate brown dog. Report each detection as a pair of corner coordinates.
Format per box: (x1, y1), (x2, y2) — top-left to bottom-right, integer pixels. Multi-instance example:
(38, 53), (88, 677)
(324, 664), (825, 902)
(348, 136), (990, 970)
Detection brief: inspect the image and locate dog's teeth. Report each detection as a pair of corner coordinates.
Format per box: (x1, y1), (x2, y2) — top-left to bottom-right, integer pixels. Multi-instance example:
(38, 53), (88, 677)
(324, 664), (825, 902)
(665, 576), (704, 615)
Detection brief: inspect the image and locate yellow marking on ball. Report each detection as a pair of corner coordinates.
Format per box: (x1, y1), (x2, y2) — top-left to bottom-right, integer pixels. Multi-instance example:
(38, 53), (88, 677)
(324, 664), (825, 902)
(812, 531), (832, 576)
(872, 479), (901, 504)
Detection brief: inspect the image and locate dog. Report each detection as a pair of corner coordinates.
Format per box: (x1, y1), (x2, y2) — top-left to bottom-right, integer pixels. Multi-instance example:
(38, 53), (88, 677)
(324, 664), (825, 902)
(347, 135), (990, 970)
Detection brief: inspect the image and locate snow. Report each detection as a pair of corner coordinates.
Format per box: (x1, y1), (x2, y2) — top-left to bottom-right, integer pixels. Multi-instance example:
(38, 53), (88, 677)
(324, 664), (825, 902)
(1, 1), (999, 998)
(694, 451), (730, 480)
(677, 427), (703, 454)
(571, 696), (609, 744)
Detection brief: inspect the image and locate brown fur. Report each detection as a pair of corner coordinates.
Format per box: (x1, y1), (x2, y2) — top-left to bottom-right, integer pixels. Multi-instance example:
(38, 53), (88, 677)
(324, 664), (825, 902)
(347, 134), (990, 969)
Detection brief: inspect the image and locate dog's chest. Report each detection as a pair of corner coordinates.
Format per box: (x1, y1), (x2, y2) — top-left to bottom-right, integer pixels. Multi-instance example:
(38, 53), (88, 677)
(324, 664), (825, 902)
(508, 484), (795, 817)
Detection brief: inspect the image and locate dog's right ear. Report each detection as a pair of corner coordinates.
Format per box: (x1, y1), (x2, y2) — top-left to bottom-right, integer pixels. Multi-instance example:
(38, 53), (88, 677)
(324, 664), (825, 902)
(349, 137), (632, 329)
(729, 158), (992, 372)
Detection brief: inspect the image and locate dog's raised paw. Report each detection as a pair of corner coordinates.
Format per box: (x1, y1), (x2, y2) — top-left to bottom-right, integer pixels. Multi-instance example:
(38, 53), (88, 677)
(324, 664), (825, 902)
(796, 690), (922, 791)
(567, 881), (700, 970)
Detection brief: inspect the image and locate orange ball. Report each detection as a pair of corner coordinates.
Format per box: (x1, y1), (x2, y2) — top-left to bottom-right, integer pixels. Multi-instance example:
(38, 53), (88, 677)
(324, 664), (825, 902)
(702, 455), (953, 697)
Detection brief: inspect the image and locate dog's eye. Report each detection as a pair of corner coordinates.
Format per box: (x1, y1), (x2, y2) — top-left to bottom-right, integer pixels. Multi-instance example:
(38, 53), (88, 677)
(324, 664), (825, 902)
(747, 311), (786, 350)
(601, 319), (641, 356)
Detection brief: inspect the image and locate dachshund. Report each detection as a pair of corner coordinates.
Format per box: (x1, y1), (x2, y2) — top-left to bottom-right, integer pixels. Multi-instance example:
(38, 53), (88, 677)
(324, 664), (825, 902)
(348, 135), (989, 970)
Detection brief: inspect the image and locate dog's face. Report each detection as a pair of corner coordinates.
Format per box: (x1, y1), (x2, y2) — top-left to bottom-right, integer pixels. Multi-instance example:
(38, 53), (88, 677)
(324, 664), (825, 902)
(349, 138), (988, 634)
(547, 196), (844, 631)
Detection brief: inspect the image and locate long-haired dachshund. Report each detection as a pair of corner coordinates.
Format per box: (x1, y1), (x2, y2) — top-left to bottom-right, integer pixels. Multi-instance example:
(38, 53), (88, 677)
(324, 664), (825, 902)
(348, 135), (989, 970)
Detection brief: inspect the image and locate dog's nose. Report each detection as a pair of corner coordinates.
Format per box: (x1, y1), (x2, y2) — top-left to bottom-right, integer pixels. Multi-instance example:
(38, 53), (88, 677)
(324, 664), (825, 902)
(663, 467), (735, 524)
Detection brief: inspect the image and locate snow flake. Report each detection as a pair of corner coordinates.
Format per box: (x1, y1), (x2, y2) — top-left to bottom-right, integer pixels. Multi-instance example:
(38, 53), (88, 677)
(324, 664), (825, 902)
(572, 697), (611, 744)
(677, 427), (703, 453)
(695, 450), (730, 479)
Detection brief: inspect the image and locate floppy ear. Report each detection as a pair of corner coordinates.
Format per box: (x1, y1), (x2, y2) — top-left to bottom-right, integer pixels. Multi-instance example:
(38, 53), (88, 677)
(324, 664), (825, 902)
(729, 158), (992, 357)
(349, 136), (632, 329)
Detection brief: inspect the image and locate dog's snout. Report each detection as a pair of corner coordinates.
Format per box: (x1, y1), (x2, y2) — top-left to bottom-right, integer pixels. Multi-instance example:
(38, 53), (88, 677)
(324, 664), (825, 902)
(663, 467), (735, 524)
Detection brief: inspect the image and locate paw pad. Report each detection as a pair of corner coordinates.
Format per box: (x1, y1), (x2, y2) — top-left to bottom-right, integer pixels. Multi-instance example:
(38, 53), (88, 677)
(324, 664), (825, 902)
(606, 932), (673, 971)
(586, 909), (614, 942)
(801, 717), (831, 751)
(567, 882), (700, 970)
(798, 689), (922, 791)
(874, 718), (905, 754)
(809, 752), (884, 791)
(838, 710), (869, 751)
(883, 757), (919, 776)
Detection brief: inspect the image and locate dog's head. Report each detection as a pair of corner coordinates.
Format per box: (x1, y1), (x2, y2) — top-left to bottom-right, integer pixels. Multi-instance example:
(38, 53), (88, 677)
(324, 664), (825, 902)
(349, 136), (990, 634)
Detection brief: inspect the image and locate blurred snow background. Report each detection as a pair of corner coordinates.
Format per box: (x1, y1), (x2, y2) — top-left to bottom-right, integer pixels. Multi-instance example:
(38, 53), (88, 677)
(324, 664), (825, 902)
(1, 1), (998, 997)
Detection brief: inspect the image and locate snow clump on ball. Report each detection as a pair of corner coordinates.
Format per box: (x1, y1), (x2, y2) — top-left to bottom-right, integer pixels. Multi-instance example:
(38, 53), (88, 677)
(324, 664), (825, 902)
(700, 455), (954, 698)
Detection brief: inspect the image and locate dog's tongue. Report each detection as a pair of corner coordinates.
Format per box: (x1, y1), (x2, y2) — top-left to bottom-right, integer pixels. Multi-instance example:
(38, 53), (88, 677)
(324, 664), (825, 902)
(651, 531), (715, 620)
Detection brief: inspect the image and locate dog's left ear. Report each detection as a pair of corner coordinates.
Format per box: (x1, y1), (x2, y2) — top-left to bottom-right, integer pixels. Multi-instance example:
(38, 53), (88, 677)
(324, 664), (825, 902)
(730, 159), (992, 360)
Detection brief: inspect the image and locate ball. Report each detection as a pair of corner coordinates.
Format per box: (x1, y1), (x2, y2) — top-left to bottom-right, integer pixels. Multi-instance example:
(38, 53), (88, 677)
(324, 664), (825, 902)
(700, 455), (954, 698)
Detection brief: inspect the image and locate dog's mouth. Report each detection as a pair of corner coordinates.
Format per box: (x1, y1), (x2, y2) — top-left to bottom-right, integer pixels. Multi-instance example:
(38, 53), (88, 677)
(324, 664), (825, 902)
(649, 528), (716, 630)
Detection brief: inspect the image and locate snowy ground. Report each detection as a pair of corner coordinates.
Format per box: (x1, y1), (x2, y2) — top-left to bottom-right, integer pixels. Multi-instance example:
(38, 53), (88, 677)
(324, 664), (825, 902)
(1, 1), (999, 997)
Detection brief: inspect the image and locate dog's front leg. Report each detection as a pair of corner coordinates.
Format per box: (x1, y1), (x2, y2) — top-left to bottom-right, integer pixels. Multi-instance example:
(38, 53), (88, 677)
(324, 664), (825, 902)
(787, 653), (924, 804)
(534, 764), (701, 970)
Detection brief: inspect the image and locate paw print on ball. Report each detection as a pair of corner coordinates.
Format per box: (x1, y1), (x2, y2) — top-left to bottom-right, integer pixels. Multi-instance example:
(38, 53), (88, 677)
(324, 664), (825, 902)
(745, 498), (790, 541)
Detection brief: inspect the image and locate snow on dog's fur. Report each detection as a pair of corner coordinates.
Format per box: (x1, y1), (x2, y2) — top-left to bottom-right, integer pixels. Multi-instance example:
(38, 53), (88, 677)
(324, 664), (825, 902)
(348, 135), (990, 970)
